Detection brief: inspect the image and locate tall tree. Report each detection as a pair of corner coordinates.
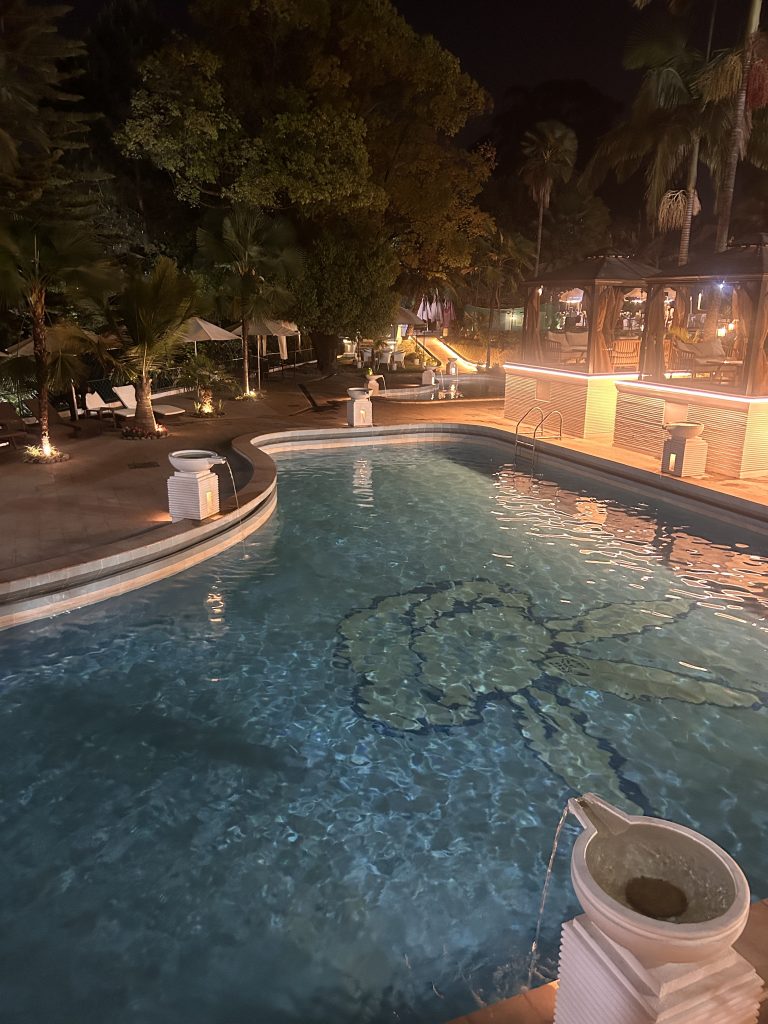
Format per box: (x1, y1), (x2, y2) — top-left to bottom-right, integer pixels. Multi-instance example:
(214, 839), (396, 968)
(197, 208), (302, 394)
(520, 121), (578, 275)
(0, 221), (115, 455)
(119, 0), (493, 326)
(293, 223), (399, 372)
(0, 1), (91, 216)
(465, 228), (533, 368)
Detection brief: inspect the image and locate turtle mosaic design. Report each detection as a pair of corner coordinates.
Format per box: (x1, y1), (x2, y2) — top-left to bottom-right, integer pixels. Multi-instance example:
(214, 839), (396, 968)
(337, 578), (764, 807)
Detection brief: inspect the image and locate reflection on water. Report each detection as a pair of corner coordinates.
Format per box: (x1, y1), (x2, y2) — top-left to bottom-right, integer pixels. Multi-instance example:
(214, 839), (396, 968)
(0, 441), (766, 1024)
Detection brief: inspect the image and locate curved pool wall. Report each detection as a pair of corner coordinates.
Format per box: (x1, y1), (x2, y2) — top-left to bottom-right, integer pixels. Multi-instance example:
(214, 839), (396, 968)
(373, 374), (504, 401)
(2, 437), (767, 1024)
(3, 422), (768, 632)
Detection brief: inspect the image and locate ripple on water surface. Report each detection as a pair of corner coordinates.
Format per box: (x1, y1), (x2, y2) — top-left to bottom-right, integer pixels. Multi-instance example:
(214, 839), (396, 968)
(1, 441), (767, 1024)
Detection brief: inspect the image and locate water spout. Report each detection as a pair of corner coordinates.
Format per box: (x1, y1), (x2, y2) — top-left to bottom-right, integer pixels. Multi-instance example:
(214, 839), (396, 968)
(569, 794), (631, 837)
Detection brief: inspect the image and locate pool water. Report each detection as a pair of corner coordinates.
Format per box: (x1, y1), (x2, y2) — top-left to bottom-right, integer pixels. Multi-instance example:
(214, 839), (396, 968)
(2, 441), (767, 1024)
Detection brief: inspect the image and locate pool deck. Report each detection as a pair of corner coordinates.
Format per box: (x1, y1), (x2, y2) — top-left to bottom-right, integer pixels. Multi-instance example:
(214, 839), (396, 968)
(3, 369), (768, 590)
(446, 899), (768, 1024)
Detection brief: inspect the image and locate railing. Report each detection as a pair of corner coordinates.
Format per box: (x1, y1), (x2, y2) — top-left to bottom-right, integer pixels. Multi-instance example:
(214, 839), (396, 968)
(513, 405), (563, 473)
(534, 409), (563, 443)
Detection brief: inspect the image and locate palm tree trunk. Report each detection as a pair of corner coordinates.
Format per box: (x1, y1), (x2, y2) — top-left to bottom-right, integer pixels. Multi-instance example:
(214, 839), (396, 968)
(678, 0), (717, 266)
(715, 0), (762, 252)
(241, 315), (250, 391)
(535, 200), (544, 276)
(30, 288), (50, 454)
(485, 295), (493, 369)
(134, 375), (158, 434)
(678, 136), (700, 266)
(241, 316), (250, 394)
(257, 335), (262, 393)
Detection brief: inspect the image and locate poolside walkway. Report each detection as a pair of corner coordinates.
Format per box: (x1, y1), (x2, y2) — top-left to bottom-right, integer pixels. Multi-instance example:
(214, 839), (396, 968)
(445, 899), (768, 1024)
(3, 367), (768, 586)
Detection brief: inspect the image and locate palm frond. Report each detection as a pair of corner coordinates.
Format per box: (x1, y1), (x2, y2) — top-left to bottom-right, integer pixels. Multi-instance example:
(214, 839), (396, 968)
(658, 188), (700, 231)
(697, 50), (743, 104)
(624, 21), (689, 72)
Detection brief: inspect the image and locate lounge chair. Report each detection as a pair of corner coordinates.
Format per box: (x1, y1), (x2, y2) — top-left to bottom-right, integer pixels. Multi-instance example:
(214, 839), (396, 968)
(112, 384), (184, 421)
(28, 398), (83, 434)
(392, 351), (406, 370)
(0, 403), (29, 449)
(291, 381), (346, 415)
(672, 338), (736, 378)
(85, 391), (118, 429)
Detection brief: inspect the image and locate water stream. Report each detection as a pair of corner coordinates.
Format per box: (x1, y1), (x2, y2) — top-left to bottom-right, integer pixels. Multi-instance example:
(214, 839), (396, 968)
(526, 805), (571, 990)
(222, 457), (249, 560)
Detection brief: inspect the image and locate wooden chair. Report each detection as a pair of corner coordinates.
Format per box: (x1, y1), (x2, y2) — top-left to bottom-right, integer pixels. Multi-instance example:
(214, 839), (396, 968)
(611, 337), (641, 370)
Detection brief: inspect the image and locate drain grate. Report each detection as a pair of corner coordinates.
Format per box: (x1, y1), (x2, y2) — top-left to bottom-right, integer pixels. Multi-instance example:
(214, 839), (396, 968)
(127, 461), (161, 469)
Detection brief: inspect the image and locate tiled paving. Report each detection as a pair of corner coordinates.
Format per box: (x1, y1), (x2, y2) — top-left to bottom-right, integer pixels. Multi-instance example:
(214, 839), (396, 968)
(3, 368), (768, 581)
(445, 900), (768, 1024)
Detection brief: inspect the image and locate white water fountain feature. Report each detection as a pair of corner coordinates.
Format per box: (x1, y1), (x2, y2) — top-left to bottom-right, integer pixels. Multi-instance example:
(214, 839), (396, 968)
(554, 794), (762, 1024)
(167, 449), (226, 522)
(347, 388), (373, 427)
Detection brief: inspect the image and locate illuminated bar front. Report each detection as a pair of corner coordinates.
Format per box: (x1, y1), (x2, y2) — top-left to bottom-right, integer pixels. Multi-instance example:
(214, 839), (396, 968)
(614, 235), (768, 478)
(504, 252), (658, 438)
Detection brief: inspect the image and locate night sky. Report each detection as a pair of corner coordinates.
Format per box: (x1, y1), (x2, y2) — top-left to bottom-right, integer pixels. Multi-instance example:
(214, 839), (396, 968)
(68, 0), (758, 112)
(392, 0), (757, 108)
(392, 0), (636, 104)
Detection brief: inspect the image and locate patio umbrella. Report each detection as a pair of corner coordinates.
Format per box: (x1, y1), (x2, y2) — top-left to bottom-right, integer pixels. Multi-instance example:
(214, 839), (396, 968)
(394, 307), (425, 328)
(232, 319), (302, 385)
(181, 317), (240, 355)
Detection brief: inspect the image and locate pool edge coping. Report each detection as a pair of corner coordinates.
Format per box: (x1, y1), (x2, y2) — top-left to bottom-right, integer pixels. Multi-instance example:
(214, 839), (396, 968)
(1, 421), (767, 632)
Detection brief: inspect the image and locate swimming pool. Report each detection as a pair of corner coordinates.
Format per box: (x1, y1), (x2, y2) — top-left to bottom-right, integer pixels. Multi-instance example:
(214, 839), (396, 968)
(2, 439), (767, 1024)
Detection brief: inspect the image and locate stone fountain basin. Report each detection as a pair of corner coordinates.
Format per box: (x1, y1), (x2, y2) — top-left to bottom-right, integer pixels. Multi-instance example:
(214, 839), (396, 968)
(169, 450), (223, 474)
(570, 795), (750, 966)
(347, 388), (371, 400)
(665, 421), (704, 440)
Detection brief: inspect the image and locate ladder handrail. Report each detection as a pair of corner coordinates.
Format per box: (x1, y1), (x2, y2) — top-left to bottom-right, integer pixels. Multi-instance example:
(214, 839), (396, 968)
(514, 405), (545, 437)
(514, 406), (564, 474)
(533, 409), (563, 442)
(513, 405), (545, 469)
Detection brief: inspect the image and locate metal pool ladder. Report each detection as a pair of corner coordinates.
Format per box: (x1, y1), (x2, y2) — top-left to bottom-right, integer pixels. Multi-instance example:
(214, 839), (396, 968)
(513, 406), (563, 473)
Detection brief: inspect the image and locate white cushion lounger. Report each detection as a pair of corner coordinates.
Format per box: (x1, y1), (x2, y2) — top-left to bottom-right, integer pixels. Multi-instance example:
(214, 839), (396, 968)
(112, 384), (185, 419)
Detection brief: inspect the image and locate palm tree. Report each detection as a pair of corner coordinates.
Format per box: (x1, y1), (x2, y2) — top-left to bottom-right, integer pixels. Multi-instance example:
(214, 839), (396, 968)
(714, 0), (763, 250)
(520, 121), (578, 276)
(629, 0), (765, 252)
(466, 228), (533, 368)
(0, 220), (114, 454)
(197, 207), (302, 395)
(115, 257), (199, 435)
(173, 351), (237, 415)
(587, 10), (724, 264)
